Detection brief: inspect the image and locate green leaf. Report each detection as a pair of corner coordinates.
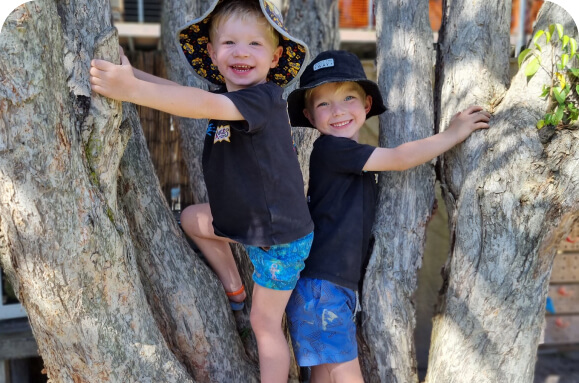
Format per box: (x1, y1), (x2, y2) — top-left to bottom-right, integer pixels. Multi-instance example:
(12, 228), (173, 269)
(563, 35), (570, 49)
(554, 105), (565, 124)
(545, 30), (552, 44)
(570, 38), (577, 57)
(545, 113), (553, 125)
(518, 48), (532, 67)
(540, 85), (550, 98)
(561, 54), (569, 68)
(555, 24), (564, 40)
(569, 105), (579, 121)
(562, 86), (570, 101)
(533, 30), (545, 45)
(577, 84), (579, 95)
(571, 68), (579, 77)
(537, 119), (545, 129)
(553, 88), (565, 104)
(525, 57), (541, 77)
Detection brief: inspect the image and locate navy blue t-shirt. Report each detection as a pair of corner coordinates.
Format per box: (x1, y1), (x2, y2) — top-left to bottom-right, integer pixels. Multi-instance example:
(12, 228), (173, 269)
(301, 135), (378, 291)
(202, 82), (313, 246)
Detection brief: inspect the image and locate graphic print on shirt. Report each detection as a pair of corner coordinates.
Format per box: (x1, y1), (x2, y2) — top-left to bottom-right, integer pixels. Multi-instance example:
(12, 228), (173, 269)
(206, 122), (216, 137)
(214, 124), (231, 143)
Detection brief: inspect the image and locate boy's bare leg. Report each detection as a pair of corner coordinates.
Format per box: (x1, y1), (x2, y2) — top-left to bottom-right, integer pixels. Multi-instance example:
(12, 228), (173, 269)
(180, 203), (246, 303)
(310, 365), (331, 383)
(250, 284), (293, 383)
(310, 359), (364, 383)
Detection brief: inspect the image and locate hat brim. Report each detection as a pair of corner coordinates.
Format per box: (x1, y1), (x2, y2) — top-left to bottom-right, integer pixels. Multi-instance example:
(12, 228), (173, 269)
(176, 0), (309, 88)
(287, 78), (387, 128)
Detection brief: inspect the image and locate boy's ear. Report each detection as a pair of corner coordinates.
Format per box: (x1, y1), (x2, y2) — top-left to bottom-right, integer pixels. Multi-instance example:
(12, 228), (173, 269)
(207, 42), (216, 64)
(303, 108), (315, 127)
(270, 46), (283, 68)
(365, 95), (373, 114)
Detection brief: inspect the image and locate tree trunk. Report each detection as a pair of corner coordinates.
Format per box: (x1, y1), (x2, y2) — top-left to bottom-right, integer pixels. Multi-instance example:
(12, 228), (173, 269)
(361, 1), (436, 382)
(0, 1), (192, 381)
(284, 0), (340, 188)
(427, 2), (579, 382)
(118, 103), (259, 382)
(161, 0), (210, 205)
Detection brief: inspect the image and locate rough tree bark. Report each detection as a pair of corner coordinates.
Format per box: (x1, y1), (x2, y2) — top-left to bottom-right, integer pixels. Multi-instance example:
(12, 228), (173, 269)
(0, 0), (258, 382)
(427, 2), (579, 382)
(118, 103), (259, 382)
(161, 0), (209, 205)
(284, 0), (340, 187)
(0, 1), (191, 381)
(361, 0), (436, 382)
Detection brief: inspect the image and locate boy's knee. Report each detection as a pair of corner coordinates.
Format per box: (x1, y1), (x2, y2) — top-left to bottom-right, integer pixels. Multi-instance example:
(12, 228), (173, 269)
(180, 204), (212, 236)
(249, 309), (265, 332)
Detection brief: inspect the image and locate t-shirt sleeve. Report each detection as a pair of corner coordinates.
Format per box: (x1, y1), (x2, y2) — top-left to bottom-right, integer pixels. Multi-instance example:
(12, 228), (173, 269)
(315, 136), (376, 174)
(222, 82), (284, 133)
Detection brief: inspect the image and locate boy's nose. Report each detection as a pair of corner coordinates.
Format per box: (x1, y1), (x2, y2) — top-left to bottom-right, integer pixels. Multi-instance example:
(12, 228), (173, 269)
(233, 45), (250, 57)
(331, 104), (345, 116)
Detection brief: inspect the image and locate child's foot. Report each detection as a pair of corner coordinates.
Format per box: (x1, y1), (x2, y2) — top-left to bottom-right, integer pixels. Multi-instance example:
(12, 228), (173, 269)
(226, 285), (246, 311)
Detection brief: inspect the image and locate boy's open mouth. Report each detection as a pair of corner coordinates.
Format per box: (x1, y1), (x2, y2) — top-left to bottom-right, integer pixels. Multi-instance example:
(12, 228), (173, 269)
(231, 65), (253, 73)
(331, 120), (352, 128)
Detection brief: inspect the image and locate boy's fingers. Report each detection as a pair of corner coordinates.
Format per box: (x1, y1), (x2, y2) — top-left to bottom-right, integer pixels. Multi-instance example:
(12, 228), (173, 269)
(461, 105), (479, 114)
(91, 58), (112, 70)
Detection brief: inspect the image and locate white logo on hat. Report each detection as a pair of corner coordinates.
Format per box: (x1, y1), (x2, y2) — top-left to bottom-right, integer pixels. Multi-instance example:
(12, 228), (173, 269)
(313, 58), (334, 71)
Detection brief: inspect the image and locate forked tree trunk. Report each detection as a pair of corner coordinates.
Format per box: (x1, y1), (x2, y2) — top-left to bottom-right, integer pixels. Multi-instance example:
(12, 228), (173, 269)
(427, 2), (579, 382)
(0, 2), (192, 381)
(1, 1), (258, 382)
(361, 1), (436, 382)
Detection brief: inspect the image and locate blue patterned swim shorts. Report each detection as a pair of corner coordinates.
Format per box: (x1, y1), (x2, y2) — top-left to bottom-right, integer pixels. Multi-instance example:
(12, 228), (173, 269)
(244, 231), (313, 291)
(286, 278), (358, 366)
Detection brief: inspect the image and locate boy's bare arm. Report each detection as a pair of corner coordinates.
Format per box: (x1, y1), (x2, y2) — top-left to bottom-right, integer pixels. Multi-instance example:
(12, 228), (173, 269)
(89, 56), (244, 121)
(132, 66), (180, 86)
(363, 105), (491, 172)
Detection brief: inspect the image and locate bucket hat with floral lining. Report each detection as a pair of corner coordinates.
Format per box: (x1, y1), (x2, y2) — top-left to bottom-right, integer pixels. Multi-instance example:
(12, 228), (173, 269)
(177, 0), (309, 88)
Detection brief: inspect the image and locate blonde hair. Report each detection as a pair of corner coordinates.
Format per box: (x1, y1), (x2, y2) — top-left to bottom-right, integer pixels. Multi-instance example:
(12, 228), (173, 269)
(209, 0), (280, 47)
(304, 81), (367, 111)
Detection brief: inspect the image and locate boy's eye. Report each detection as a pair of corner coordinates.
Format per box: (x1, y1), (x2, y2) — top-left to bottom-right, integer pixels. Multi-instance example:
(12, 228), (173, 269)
(250, 41), (261, 46)
(224, 40), (235, 45)
(316, 102), (329, 108)
(345, 95), (356, 101)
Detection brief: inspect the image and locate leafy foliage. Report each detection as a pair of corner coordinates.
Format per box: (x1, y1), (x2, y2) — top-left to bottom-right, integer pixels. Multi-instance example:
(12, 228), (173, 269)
(519, 24), (579, 129)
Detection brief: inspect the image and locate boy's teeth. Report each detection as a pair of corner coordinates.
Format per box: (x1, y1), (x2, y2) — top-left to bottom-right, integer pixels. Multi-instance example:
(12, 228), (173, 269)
(332, 121), (349, 127)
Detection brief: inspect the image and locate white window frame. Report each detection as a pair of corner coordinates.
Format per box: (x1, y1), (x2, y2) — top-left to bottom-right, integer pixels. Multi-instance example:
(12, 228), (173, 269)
(0, 270), (27, 320)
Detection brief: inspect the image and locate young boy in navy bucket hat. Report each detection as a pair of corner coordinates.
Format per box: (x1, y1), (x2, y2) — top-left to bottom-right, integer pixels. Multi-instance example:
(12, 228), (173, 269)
(90, 1), (313, 381)
(285, 50), (491, 382)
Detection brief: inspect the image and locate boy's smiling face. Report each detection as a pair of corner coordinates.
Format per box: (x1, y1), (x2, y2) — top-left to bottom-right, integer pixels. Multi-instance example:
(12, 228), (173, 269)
(207, 14), (283, 92)
(304, 82), (372, 142)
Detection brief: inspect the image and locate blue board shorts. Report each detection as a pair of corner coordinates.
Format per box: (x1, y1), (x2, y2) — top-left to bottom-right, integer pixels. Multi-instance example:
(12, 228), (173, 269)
(286, 278), (358, 366)
(244, 231), (313, 291)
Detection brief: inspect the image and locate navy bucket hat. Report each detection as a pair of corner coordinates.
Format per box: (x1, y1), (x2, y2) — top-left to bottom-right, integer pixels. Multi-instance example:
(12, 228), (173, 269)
(177, 0), (309, 88)
(287, 50), (386, 128)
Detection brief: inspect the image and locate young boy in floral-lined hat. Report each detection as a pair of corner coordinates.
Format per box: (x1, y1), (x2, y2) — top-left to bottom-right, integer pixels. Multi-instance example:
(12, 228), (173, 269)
(285, 50), (491, 382)
(90, 1), (313, 381)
